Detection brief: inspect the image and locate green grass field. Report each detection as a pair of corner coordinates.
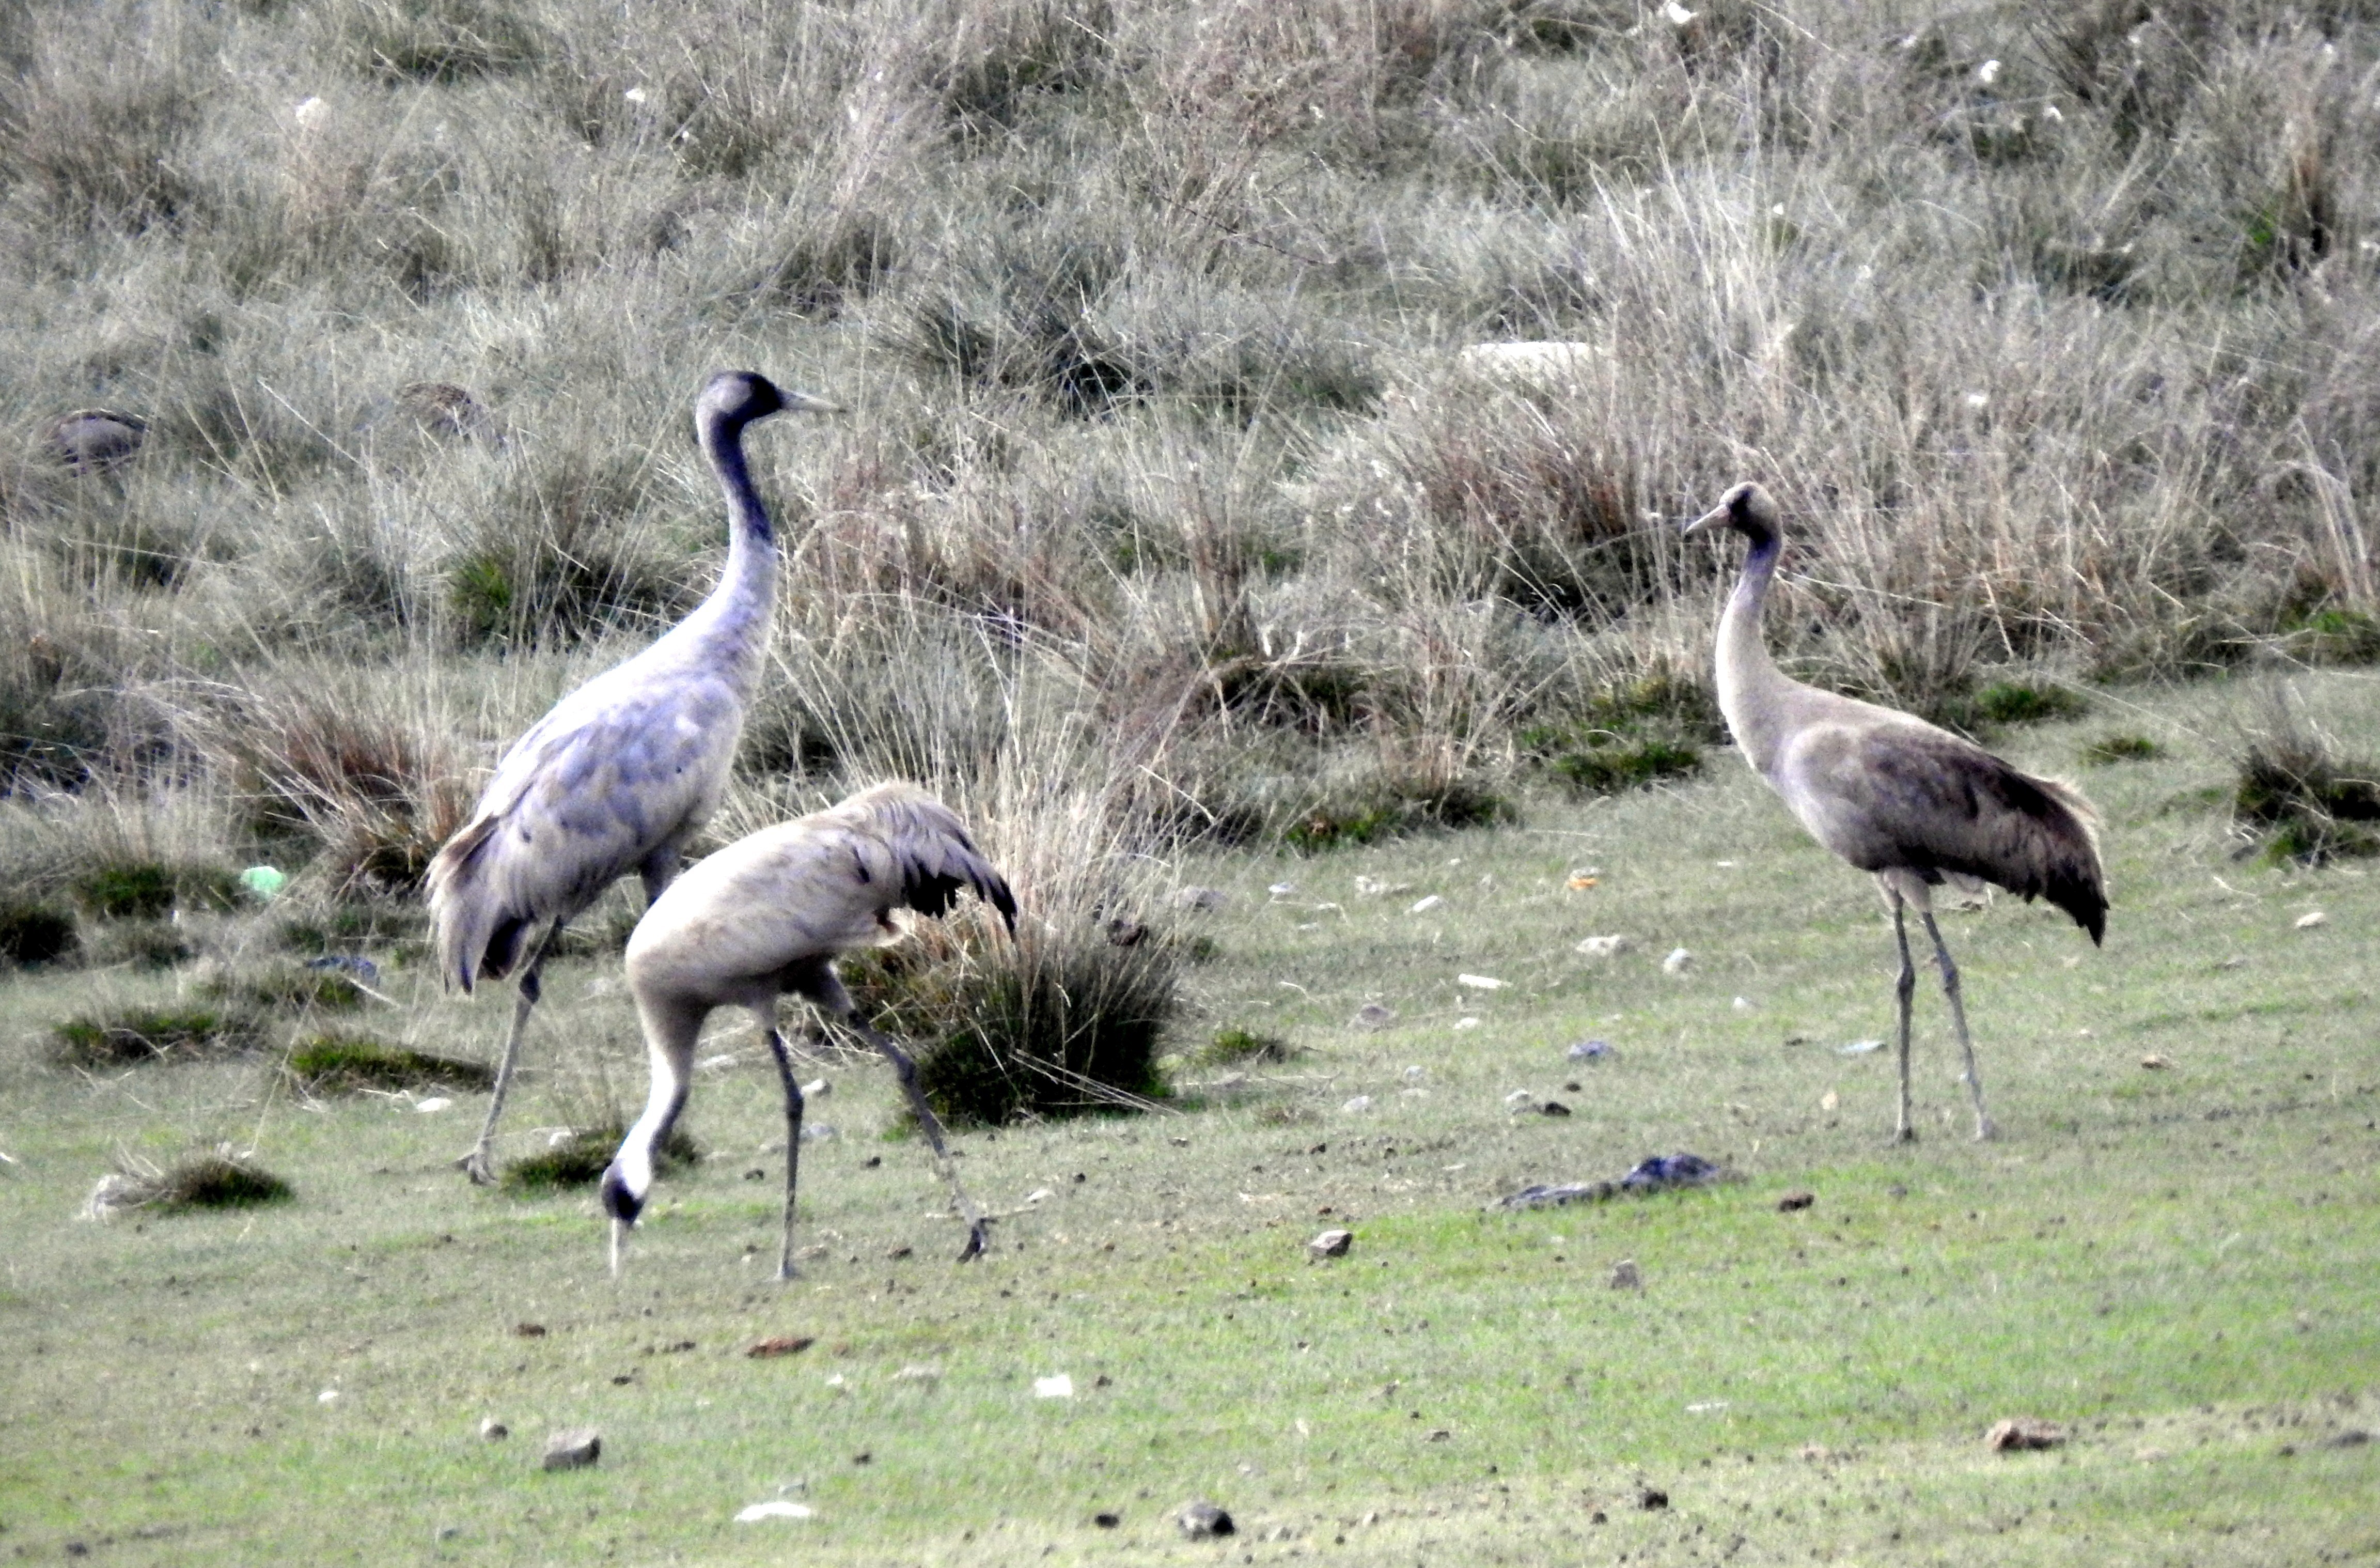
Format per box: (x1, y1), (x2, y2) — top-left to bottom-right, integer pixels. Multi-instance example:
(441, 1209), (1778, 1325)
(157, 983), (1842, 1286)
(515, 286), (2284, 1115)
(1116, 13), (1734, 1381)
(4, 676), (2375, 1565)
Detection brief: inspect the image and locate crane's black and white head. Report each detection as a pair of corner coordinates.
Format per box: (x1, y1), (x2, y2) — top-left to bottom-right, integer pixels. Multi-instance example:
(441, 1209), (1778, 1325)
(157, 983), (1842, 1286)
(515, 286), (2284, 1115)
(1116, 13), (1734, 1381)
(598, 1154), (648, 1277)
(1682, 481), (1781, 552)
(697, 369), (840, 432)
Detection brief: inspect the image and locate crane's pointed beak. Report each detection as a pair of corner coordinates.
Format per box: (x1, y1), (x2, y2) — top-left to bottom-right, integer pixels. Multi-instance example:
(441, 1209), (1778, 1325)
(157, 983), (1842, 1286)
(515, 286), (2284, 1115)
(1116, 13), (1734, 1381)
(785, 391), (843, 415)
(609, 1216), (629, 1279)
(1681, 500), (1730, 538)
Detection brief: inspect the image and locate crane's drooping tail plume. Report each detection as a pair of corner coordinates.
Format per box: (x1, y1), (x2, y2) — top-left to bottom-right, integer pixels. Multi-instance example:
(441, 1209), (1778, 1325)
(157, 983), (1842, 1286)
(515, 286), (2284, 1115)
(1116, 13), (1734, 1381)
(426, 370), (838, 1185)
(1684, 480), (2107, 1141)
(599, 782), (1016, 1280)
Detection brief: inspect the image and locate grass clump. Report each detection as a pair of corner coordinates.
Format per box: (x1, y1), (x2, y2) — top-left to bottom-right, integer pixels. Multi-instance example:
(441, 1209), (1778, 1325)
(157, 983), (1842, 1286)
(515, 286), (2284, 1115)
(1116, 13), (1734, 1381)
(1193, 1026), (1292, 1068)
(52, 1008), (256, 1067)
(1522, 672), (1718, 797)
(502, 1124), (697, 1192)
(2285, 609), (2380, 667)
(2084, 734), (2165, 765)
(1969, 680), (2090, 727)
(285, 1033), (494, 1095)
(1284, 778), (1512, 853)
(0, 901), (78, 967)
(87, 1153), (294, 1218)
(199, 963), (368, 1013)
(912, 938), (1176, 1126)
(73, 861), (239, 920)
(2233, 730), (2380, 865)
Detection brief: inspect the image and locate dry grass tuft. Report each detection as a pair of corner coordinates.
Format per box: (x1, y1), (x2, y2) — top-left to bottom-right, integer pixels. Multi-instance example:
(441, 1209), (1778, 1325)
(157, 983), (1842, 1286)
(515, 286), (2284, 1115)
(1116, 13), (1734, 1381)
(84, 1150), (293, 1218)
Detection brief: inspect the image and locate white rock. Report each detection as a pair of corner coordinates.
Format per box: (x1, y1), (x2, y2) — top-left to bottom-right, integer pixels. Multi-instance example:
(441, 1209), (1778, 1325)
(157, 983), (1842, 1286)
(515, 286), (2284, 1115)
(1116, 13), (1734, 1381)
(1662, 948), (1693, 975)
(1453, 1017), (1482, 1031)
(414, 1097), (452, 1114)
(1341, 1095), (1373, 1114)
(1456, 973), (1507, 990)
(2296, 910), (2328, 928)
(735, 1501), (813, 1523)
(798, 1124), (837, 1142)
(892, 1364), (941, 1382)
(801, 1078), (831, 1098)
(1732, 996), (1753, 1012)
(1505, 1090), (1537, 1110)
(1033, 1374), (1074, 1399)
(318, 1389), (339, 1404)
(1403, 1065), (1426, 1082)
(1575, 935), (1630, 958)
(622, 86), (650, 106)
(1407, 895), (1445, 915)
(1024, 1188), (1055, 1203)
(1353, 875), (1412, 897)
(1838, 1039), (1884, 1055)
(1268, 881), (1298, 897)
(1977, 57), (2001, 84)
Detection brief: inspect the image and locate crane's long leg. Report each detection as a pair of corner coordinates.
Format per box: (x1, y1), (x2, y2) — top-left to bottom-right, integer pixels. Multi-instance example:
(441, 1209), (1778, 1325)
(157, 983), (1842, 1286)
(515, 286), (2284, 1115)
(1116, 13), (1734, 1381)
(1890, 900), (1919, 1145)
(841, 1015), (989, 1263)
(760, 1014), (808, 1282)
(460, 919), (571, 1186)
(1920, 910), (1996, 1141)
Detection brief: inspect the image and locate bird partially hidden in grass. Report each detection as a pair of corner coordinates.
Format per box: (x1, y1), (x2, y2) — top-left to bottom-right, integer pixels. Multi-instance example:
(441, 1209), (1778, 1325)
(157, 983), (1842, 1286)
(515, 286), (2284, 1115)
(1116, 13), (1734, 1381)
(1683, 483), (2107, 1140)
(426, 370), (837, 1185)
(600, 783), (1017, 1280)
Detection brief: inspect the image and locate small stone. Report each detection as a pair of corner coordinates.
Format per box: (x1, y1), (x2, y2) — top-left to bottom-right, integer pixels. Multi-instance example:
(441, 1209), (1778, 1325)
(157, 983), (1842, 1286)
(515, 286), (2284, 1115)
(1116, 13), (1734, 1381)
(1985, 1417), (2066, 1452)
(1094, 1512), (1122, 1528)
(1353, 1003), (1397, 1030)
(1540, 1101), (1572, 1117)
(1267, 881), (1298, 898)
(1308, 1228), (1354, 1260)
(1425, 1428), (1452, 1441)
(1638, 1485), (1669, 1510)
(414, 1097), (452, 1114)
(1034, 1374), (1074, 1399)
(1567, 1039), (1613, 1061)
(1456, 973), (1507, 990)
(800, 1078), (830, 1098)
(1609, 1259), (1642, 1290)
(892, 1364), (940, 1383)
(2295, 910), (2327, 929)
(514, 1322), (548, 1338)
(1575, 935), (1628, 958)
(1340, 1095), (1372, 1114)
(1176, 886), (1228, 913)
(1504, 1089), (1537, 1112)
(1777, 1190), (1815, 1212)
(2321, 1428), (2372, 1449)
(1352, 875), (1411, 897)
(746, 1336), (816, 1359)
(2140, 1054), (2172, 1070)
(1452, 1016), (1481, 1031)
(1178, 1501), (1235, 1539)
(479, 1418), (509, 1441)
(542, 1428), (601, 1471)
(1732, 996), (1753, 1011)
(1662, 948), (1693, 975)
(1406, 895), (1444, 915)
(734, 1500), (814, 1523)
(1820, 1090), (1839, 1112)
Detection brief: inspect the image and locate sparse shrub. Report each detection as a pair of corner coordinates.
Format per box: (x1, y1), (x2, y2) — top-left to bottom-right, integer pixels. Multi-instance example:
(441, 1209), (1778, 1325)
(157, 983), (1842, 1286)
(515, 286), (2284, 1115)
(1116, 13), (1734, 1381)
(87, 1153), (294, 1217)
(2287, 609), (2380, 667)
(52, 1008), (257, 1067)
(286, 1033), (494, 1094)
(907, 938), (1177, 1126)
(1967, 681), (2090, 728)
(502, 1124), (697, 1192)
(0, 899), (76, 967)
(2083, 734), (2163, 765)
(1195, 1026), (1292, 1068)
(1285, 777), (1512, 852)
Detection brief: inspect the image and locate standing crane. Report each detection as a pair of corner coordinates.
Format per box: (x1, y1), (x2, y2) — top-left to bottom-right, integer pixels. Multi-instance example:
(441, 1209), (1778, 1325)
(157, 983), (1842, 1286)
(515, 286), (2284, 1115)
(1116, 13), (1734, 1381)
(1683, 482), (2107, 1140)
(598, 782), (1017, 1279)
(427, 370), (836, 1184)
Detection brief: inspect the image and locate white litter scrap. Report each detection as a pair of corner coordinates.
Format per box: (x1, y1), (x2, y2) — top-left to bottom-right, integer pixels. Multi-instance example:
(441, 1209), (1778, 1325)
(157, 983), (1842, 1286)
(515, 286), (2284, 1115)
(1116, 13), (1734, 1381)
(1457, 973), (1507, 990)
(1353, 875), (1413, 897)
(1453, 1016), (1482, 1031)
(1662, 948), (1694, 975)
(1839, 1039), (1884, 1055)
(801, 1078), (831, 1098)
(1268, 881), (1298, 898)
(414, 1097), (452, 1114)
(1731, 997), (1753, 1012)
(735, 1502), (815, 1523)
(1504, 1090), (1538, 1111)
(1034, 1374), (1075, 1400)
(318, 1389), (340, 1404)
(1575, 935), (1629, 958)
(1024, 1188), (1055, 1204)
(1407, 895), (1444, 915)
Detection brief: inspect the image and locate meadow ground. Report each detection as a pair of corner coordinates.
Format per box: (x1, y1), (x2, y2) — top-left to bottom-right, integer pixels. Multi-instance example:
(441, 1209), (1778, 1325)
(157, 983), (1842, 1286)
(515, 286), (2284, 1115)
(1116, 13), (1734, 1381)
(3, 674), (2376, 1566)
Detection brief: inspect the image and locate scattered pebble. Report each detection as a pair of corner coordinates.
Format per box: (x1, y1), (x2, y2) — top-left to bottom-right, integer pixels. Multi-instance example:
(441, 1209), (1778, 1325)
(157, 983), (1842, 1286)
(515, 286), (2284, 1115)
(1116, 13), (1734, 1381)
(1402, 1065), (1426, 1082)
(1540, 1101), (1571, 1117)
(1662, 948), (1693, 975)
(1638, 1485), (1669, 1510)
(2295, 910), (2328, 929)
(1566, 873), (1600, 890)
(1985, 1417), (2066, 1452)
(2140, 1054), (2172, 1070)
(542, 1428), (602, 1471)
(1024, 1187), (1055, 1204)
(746, 1336), (815, 1359)
(1820, 1090), (1839, 1111)
(1308, 1228), (1354, 1260)
(1407, 895), (1445, 915)
(1341, 1096), (1373, 1114)
(318, 1389), (339, 1405)
(1777, 1191), (1815, 1212)
(892, 1364), (940, 1383)
(1575, 934), (1629, 958)
(1452, 1017), (1481, 1031)
(800, 1078), (830, 1098)
(1609, 1259), (1642, 1290)
(1094, 1512), (1121, 1528)
(1457, 973), (1507, 990)
(1353, 875), (1412, 897)
(479, 1418), (509, 1441)
(1686, 1401), (1730, 1414)
(1504, 1090), (1538, 1112)
(1732, 996), (1753, 1011)
(735, 1501), (813, 1523)
(1567, 1039), (1613, 1061)
(1838, 1039), (1884, 1055)
(414, 1097), (451, 1114)
(1353, 1003), (1397, 1030)
(1178, 1501), (1235, 1539)
(1034, 1374), (1075, 1400)
(1268, 881), (1298, 898)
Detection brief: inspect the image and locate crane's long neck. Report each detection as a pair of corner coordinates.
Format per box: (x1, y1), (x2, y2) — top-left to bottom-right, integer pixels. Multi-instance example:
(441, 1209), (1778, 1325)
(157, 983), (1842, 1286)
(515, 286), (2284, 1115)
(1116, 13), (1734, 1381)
(676, 411), (779, 696)
(1713, 524), (1795, 777)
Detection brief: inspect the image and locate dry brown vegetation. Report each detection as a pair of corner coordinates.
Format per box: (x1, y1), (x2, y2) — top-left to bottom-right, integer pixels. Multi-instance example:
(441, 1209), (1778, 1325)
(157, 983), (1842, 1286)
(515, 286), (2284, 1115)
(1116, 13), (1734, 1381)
(5, 0), (2380, 1003)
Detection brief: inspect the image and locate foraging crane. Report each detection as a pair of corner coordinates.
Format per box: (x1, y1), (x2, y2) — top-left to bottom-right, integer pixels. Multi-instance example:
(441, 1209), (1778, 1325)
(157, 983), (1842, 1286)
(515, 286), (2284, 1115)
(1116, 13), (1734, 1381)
(598, 782), (1017, 1279)
(427, 370), (836, 1185)
(1683, 482), (2106, 1140)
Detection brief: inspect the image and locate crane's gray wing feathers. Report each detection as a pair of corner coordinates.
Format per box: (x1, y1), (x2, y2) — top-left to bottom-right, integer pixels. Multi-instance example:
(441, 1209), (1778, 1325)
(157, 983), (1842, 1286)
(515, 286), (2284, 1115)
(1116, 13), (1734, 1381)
(428, 671), (746, 989)
(1803, 727), (2106, 942)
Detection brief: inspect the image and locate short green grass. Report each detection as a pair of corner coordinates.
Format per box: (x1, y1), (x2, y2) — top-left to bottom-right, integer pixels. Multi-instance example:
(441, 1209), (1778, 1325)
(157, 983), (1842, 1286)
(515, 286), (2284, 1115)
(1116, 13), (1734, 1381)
(2, 678), (2376, 1564)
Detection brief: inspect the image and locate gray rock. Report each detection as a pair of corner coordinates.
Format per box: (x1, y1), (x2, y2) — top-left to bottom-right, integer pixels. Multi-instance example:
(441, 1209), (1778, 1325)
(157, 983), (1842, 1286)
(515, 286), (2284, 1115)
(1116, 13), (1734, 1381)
(542, 1427), (602, 1470)
(1178, 1500), (1235, 1539)
(1353, 1003), (1397, 1030)
(1609, 1259), (1642, 1290)
(1307, 1228), (1353, 1260)
(479, 1418), (509, 1441)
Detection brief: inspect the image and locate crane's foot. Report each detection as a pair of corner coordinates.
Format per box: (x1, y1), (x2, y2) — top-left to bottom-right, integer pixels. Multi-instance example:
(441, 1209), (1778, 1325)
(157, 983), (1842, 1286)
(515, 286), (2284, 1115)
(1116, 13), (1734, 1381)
(773, 1263), (801, 1284)
(955, 1219), (989, 1264)
(1888, 1125), (1918, 1146)
(1971, 1115), (1999, 1142)
(456, 1151), (498, 1186)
